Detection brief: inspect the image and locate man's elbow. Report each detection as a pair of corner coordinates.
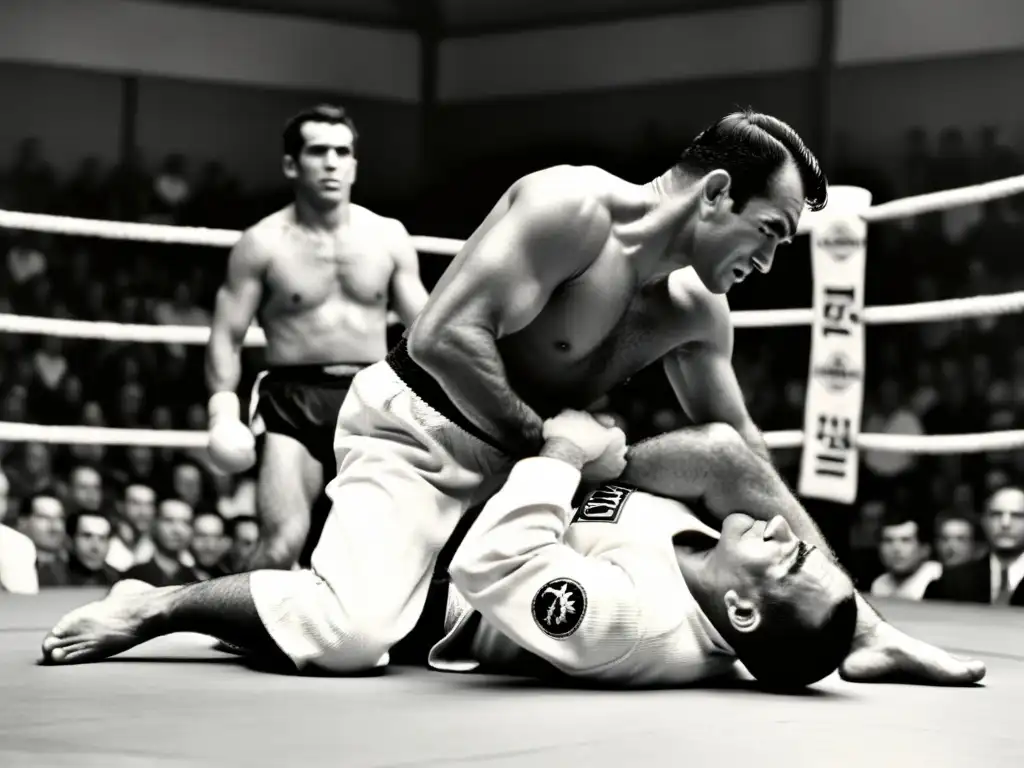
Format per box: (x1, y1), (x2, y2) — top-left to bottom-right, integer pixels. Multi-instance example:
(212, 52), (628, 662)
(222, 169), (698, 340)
(407, 322), (463, 371)
(447, 550), (491, 599)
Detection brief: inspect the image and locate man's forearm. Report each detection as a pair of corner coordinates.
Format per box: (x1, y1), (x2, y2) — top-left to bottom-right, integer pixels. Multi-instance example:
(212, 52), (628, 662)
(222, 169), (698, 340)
(411, 328), (544, 455)
(620, 426), (836, 561)
(737, 421), (772, 463)
(205, 331), (244, 394)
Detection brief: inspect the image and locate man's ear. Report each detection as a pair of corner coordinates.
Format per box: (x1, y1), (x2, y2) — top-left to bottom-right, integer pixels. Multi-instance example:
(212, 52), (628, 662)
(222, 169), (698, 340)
(282, 154), (298, 180)
(700, 170), (733, 221)
(724, 588), (762, 633)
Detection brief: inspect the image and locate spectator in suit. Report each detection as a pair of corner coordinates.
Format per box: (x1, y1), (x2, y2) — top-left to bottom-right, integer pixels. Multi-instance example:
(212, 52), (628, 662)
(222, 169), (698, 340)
(63, 511), (120, 587)
(934, 509), (983, 569)
(870, 512), (942, 600)
(214, 515), (259, 576)
(925, 487), (1024, 605)
(18, 491), (67, 587)
(190, 511), (229, 580)
(119, 498), (200, 587)
(105, 483), (157, 573)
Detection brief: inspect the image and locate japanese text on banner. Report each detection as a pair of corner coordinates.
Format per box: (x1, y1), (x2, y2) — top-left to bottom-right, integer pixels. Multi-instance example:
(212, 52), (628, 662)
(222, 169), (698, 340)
(799, 193), (870, 505)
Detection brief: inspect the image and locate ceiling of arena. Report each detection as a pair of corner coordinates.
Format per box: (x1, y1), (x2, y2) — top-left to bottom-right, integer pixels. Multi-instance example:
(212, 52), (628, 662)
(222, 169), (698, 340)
(167, 0), (793, 33)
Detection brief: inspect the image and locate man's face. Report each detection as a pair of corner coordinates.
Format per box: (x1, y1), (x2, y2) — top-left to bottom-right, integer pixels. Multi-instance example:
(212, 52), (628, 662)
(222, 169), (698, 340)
(123, 484), (156, 535)
(72, 514), (112, 571)
(173, 465), (202, 506)
(126, 445), (154, 473)
(879, 521), (929, 577)
(692, 162), (804, 294)
(284, 121), (357, 203)
(154, 500), (193, 555)
(936, 519), (975, 567)
(24, 496), (65, 553)
(191, 514), (228, 569)
(25, 442), (50, 475)
(983, 489), (1024, 555)
(70, 467), (102, 511)
(230, 521), (260, 566)
(714, 513), (854, 629)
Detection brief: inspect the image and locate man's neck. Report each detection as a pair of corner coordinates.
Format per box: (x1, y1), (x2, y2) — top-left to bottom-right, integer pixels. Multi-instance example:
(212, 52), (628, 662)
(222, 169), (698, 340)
(116, 521), (136, 545)
(993, 550), (1024, 569)
(887, 563), (927, 586)
(151, 548), (181, 575)
(294, 196), (349, 231)
(36, 549), (62, 565)
(674, 539), (730, 631)
(620, 173), (699, 280)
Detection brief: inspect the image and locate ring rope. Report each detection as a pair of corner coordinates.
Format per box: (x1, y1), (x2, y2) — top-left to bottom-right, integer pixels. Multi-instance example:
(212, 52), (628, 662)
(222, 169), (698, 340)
(861, 174), (1024, 224)
(1, 176), (1021, 458)
(2, 288), (1020, 344)
(0, 209), (465, 256)
(0, 174), (1022, 251)
(0, 421), (1019, 455)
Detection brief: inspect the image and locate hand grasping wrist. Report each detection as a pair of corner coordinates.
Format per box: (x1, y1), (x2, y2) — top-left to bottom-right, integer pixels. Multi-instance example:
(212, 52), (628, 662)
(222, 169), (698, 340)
(539, 438), (587, 469)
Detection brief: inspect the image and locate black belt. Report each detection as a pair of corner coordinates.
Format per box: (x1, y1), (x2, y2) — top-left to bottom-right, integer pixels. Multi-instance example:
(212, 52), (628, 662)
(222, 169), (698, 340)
(385, 338), (504, 452)
(261, 363), (364, 385)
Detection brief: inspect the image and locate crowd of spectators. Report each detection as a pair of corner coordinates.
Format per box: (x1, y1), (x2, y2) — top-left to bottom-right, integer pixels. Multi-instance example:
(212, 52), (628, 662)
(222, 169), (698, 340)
(0, 123), (1021, 607)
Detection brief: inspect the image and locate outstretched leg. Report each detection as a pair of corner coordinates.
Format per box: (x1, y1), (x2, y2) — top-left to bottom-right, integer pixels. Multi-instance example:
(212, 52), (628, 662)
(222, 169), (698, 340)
(41, 575), (291, 667)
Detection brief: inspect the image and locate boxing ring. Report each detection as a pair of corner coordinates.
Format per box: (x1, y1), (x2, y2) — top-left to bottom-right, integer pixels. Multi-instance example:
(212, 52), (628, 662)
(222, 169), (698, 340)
(2, 176), (1024, 765)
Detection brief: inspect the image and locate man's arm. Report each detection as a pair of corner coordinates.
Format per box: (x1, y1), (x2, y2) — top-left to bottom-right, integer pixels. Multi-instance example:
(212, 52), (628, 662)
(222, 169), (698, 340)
(619, 424), (886, 635)
(205, 231), (266, 412)
(387, 220), (429, 328)
(619, 424), (835, 558)
(448, 443), (643, 674)
(408, 183), (610, 454)
(662, 273), (770, 461)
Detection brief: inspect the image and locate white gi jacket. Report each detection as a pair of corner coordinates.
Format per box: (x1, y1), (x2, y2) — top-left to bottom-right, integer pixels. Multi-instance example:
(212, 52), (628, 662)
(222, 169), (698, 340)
(433, 457), (737, 687)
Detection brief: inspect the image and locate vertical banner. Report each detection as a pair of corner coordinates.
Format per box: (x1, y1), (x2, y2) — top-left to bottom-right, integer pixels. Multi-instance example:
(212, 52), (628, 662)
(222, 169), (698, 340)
(798, 186), (872, 504)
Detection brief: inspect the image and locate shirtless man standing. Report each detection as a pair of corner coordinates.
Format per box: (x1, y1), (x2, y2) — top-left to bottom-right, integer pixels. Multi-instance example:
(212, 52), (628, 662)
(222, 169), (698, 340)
(204, 104), (429, 569)
(43, 111), (983, 686)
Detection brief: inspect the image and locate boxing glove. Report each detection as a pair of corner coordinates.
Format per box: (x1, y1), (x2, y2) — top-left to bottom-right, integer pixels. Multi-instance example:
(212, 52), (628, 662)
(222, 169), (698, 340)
(206, 391), (257, 474)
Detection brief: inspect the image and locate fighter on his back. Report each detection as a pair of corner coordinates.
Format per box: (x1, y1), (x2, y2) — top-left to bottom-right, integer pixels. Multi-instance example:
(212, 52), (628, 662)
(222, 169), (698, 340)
(204, 104), (429, 569)
(42, 111), (984, 686)
(430, 411), (860, 690)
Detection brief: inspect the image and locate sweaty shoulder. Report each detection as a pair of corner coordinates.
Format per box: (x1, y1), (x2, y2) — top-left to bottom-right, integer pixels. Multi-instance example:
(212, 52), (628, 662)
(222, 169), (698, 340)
(667, 268), (732, 344)
(505, 166), (627, 247)
(237, 207), (293, 263)
(349, 204), (409, 239)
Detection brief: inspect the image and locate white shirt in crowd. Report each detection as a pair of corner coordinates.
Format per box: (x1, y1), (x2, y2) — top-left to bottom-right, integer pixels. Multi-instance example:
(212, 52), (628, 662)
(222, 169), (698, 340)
(870, 561), (943, 601)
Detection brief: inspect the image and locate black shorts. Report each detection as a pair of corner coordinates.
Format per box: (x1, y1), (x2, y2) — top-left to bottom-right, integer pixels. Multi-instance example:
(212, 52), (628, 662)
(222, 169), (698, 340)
(253, 363), (363, 472)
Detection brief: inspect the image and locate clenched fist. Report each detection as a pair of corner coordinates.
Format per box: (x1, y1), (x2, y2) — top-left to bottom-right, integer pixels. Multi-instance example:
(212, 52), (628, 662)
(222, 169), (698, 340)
(542, 410), (627, 482)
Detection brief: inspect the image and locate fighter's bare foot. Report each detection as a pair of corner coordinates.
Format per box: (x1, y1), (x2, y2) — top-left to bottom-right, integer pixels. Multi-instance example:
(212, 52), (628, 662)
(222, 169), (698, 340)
(41, 580), (166, 665)
(840, 622), (986, 686)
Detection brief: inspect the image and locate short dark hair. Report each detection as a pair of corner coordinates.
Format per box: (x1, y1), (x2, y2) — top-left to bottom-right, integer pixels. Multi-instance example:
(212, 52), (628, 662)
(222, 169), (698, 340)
(193, 510), (226, 531)
(19, 489), (64, 520)
(729, 592), (858, 690)
(675, 110), (827, 213)
(282, 104), (358, 160)
(227, 515), (259, 540)
(880, 511), (928, 543)
(156, 496), (194, 518)
(934, 510), (981, 540)
(67, 510), (113, 538)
